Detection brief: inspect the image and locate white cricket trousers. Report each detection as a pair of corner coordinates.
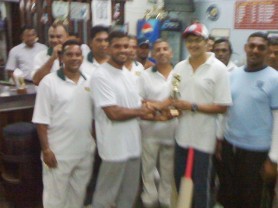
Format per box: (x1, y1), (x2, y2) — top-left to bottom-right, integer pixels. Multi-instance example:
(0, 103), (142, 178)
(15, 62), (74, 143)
(42, 150), (94, 208)
(141, 140), (174, 206)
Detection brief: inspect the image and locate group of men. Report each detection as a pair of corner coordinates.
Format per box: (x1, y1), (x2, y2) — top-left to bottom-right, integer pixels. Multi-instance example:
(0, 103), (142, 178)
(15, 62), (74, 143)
(4, 20), (278, 208)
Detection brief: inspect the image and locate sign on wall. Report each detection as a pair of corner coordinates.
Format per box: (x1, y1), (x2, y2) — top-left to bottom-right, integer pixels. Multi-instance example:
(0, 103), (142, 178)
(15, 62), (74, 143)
(92, 0), (111, 26)
(70, 2), (89, 20)
(234, 0), (278, 29)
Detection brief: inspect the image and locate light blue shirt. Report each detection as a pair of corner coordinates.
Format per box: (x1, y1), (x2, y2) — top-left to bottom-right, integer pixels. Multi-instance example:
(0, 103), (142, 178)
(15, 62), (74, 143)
(225, 66), (278, 151)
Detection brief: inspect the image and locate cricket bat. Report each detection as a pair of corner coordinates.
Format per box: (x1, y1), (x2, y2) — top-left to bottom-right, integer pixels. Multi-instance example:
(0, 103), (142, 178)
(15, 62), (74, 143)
(176, 148), (194, 208)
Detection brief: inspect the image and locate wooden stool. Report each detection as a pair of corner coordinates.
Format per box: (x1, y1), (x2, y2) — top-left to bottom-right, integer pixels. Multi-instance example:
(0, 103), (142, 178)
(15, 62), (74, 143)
(1, 122), (42, 208)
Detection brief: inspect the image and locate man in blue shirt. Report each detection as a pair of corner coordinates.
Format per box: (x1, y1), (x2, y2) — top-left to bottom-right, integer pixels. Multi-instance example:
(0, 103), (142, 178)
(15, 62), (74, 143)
(217, 32), (278, 208)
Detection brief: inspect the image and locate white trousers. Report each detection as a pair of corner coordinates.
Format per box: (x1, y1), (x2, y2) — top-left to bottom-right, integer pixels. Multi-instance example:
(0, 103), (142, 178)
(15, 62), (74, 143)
(42, 151), (94, 208)
(141, 140), (174, 206)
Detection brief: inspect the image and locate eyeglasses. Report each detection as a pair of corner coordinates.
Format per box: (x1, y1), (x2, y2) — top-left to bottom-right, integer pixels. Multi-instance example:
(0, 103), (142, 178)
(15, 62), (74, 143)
(185, 37), (205, 44)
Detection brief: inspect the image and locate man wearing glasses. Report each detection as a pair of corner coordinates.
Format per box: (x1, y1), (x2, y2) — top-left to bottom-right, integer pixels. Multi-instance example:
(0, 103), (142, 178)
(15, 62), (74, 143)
(172, 23), (231, 208)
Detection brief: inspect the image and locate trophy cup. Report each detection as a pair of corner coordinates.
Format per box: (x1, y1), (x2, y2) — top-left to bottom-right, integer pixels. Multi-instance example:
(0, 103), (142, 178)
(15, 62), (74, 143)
(169, 73), (181, 116)
(13, 68), (27, 94)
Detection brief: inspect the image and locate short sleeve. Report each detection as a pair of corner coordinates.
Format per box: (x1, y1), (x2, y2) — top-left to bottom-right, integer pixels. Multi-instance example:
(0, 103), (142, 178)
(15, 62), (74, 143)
(90, 73), (117, 107)
(269, 77), (278, 110)
(214, 68), (232, 105)
(137, 71), (147, 99)
(32, 78), (54, 125)
(5, 48), (17, 71)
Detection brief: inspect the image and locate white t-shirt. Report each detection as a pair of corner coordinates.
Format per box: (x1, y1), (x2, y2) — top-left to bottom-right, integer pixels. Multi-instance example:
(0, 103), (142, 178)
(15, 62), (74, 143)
(5, 42), (47, 80)
(32, 69), (95, 160)
(173, 52), (232, 154)
(90, 63), (142, 161)
(138, 67), (177, 145)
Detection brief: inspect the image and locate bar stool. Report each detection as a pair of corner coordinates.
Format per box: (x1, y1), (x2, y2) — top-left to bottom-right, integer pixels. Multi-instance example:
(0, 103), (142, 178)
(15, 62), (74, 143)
(1, 122), (42, 208)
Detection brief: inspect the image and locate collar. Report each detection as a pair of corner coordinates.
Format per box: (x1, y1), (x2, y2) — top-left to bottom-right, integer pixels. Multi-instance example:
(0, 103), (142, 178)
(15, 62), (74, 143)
(56, 68), (87, 81)
(87, 51), (94, 63)
(244, 65), (267, 72)
(47, 47), (53, 56)
(151, 65), (173, 73)
(186, 52), (215, 66)
(134, 61), (139, 66)
(152, 66), (158, 72)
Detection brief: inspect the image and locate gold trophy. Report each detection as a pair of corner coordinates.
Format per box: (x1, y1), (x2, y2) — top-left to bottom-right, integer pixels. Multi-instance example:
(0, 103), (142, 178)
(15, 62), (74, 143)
(170, 73), (181, 116)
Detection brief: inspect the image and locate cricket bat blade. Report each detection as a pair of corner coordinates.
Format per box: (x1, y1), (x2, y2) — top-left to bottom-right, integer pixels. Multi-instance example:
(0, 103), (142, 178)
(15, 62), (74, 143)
(176, 177), (193, 208)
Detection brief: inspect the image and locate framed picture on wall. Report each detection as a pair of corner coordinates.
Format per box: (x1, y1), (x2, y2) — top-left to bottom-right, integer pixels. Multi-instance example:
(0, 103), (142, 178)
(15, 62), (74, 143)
(92, 0), (112, 26)
(112, 1), (125, 25)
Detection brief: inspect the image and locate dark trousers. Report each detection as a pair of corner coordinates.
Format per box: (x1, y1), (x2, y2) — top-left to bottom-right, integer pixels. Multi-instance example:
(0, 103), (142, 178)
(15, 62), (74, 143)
(174, 143), (213, 208)
(218, 139), (268, 208)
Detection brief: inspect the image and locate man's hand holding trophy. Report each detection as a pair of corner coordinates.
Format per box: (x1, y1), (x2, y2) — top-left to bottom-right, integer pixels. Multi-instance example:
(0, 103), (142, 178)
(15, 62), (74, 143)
(169, 73), (181, 117)
(140, 73), (182, 121)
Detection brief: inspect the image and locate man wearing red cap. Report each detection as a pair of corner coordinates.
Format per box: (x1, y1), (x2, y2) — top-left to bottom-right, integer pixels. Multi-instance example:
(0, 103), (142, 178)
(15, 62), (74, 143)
(172, 23), (232, 208)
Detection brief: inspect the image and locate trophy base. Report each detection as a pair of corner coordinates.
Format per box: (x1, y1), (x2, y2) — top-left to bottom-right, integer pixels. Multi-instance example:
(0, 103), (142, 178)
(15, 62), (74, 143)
(170, 109), (180, 117)
(17, 88), (27, 94)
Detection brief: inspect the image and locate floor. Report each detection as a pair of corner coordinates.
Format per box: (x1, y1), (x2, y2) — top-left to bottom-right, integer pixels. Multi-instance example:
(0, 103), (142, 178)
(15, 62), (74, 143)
(0, 179), (224, 208)
(0, 179), (43, 208)
(0, 181), (13, 208)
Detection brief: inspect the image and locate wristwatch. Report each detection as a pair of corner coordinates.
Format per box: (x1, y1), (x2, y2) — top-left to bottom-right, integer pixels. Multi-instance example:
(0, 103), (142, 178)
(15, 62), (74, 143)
(191, 103), (198, 112)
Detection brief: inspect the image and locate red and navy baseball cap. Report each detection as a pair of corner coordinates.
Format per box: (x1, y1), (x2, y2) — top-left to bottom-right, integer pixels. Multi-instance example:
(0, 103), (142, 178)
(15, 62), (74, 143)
(182, 23), (209, 39)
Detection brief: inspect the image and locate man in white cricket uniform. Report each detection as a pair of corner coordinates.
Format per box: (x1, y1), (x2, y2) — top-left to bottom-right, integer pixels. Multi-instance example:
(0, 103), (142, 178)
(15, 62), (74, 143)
(139, 39), (177, 208)
(32, 21), (68, 85)
(81, 25), (109, 78)
(32, 39), (95, 208)
(124, 36), (144, 79)
(90, 31), (153, 208)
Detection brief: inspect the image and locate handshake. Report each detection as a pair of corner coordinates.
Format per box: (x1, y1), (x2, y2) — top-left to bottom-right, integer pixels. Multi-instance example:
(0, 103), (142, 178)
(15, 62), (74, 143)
(140, 99), (182, 121)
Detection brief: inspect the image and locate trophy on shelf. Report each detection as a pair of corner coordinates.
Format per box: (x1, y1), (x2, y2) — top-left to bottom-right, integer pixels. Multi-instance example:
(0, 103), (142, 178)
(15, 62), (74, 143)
(169, 73), (181, 116)
(13, 68), (26, 94)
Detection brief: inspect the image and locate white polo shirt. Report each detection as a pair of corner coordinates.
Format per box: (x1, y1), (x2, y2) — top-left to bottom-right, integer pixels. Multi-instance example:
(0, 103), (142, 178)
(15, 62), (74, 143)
(90, 63), (142, 161)
(174, 52), (232, 154)
(227, 60), (237, 72)
(81, 44), (90, 57)
(5, 42), (47, 80)
(32, 69), (95, 160)
(32, 48), (61, 78)
(32, 48), (97, 79)
(80, 52), (102, 78)
(124, 61), (144, 92)
(138, 67), (177, 145)
(123, 61), (144, 78)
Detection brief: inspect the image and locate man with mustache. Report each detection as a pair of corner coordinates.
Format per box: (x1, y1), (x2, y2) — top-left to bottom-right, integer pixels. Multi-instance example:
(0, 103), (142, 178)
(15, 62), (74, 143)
(32, 21), (68, 85)
(139, 39), (177, 208)
(218, 32), (278, 208)
(32, 39), (95, 208)
(81, 25), (109, 78)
